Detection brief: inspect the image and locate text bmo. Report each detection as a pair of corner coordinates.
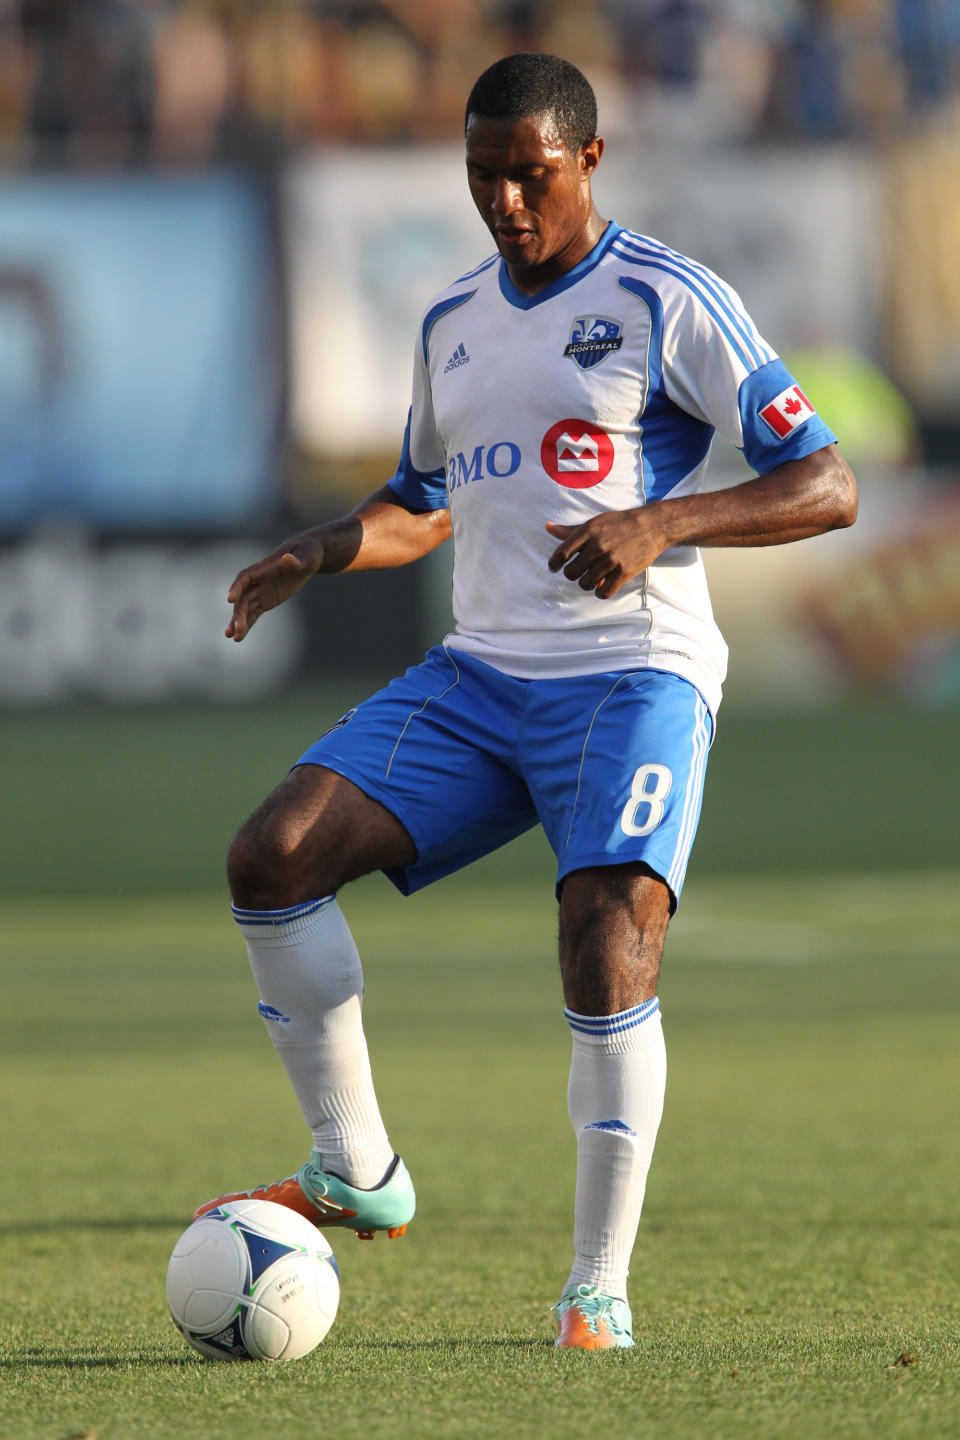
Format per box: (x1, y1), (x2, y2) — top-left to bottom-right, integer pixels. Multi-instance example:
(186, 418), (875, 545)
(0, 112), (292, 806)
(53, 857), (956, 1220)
(446, 442), (521, 491)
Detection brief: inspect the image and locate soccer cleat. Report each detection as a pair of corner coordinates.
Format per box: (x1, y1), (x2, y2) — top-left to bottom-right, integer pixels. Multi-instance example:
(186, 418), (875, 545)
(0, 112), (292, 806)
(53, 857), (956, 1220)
(192, 1153), (415, 1240)
(554, 1284), (634, 1349)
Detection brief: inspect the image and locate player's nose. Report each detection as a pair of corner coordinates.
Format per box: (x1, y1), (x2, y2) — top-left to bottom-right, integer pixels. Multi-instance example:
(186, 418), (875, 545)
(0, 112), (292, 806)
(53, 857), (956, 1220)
(492, 177), (524, 218)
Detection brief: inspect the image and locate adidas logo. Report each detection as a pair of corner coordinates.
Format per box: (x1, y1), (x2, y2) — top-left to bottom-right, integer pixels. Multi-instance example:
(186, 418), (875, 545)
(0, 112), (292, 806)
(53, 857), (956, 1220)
(258, 1003), (291, 1023)
(209, 1324), (247, 1354)
(443, 342), (469, 373)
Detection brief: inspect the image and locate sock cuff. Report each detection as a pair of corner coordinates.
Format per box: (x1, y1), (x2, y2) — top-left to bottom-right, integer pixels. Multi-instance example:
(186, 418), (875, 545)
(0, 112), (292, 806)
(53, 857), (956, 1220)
(232, 895), (339, 945)
(564, 998), (660, 1046)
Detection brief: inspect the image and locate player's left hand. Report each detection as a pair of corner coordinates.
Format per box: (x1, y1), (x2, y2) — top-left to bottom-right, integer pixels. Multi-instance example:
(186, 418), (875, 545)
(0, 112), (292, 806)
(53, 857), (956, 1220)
(545, 508), (669, 599)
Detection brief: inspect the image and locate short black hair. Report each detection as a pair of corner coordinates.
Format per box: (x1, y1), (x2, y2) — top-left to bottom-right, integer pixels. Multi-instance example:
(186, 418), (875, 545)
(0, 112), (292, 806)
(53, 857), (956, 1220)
(465, 53), (597, 153)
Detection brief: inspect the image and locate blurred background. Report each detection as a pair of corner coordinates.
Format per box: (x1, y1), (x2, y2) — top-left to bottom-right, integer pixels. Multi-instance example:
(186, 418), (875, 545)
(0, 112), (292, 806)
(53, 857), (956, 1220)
(4, 14), (959, 1421)
(1, 0), (959, 895)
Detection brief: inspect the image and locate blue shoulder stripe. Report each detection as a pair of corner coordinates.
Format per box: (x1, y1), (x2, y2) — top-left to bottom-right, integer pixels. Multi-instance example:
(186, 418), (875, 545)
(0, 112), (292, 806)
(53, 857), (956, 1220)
(622, 230), (774, 365)
(455, 253), (499, 283)
(615, 232), (772, 370)
(421, 290), (477, 364)
(612, 242), (756, 371)
(617, 230), (772, 367)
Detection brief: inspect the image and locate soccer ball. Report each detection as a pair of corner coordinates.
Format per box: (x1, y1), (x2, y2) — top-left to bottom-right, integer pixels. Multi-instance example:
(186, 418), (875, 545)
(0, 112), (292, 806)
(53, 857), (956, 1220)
(166, 1198), (340, 1361)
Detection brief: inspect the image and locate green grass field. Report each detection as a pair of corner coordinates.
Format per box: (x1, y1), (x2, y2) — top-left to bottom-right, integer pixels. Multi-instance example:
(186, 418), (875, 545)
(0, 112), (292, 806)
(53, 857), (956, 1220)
(2, 696), (958, 1438)
(2, 871), (959, 1440)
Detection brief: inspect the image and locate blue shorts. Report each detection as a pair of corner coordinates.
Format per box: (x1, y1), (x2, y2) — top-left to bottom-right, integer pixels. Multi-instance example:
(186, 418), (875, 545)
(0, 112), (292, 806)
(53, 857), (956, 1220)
(297, 646), (713, 907)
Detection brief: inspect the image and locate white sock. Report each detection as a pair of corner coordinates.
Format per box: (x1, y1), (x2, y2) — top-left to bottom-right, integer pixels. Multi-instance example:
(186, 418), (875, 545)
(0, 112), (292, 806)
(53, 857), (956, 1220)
(563, 999), (667, 1302)
(233, 895), (395, 1189)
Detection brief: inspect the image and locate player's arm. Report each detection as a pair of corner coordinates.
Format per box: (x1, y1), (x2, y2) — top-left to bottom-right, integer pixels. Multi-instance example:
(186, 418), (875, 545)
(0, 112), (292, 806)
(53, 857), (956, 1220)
(226, 486), (451, 642)
(665, 442), (857, 547)
(546, 442), (856, 600)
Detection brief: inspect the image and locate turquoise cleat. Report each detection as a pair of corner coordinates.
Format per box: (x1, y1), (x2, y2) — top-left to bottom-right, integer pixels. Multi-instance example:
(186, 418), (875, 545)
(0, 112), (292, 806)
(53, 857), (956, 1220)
(554, 1284), (634, 1349)
(300, 1152), (416, 1238)
(193, 1153), (416, 1240)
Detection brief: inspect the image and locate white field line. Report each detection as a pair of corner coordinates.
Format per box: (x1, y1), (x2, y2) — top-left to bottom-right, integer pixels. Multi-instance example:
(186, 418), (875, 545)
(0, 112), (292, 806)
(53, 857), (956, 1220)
(669, 870), (960, 965)
(668, 915), (821, 965)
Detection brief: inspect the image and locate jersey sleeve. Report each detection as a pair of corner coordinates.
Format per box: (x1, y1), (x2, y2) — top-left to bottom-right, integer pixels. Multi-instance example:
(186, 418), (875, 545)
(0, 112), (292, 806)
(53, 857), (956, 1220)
(660, 275), (837, 476)
(386, 333), (448, 512)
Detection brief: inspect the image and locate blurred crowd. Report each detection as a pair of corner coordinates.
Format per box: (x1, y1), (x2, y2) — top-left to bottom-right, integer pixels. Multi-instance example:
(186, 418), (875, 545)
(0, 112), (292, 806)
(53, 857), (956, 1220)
(1, 0), (959, 166)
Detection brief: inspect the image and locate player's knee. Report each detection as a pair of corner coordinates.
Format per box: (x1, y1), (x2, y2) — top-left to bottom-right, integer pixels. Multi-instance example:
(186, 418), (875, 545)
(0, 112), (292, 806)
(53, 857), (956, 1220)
(226, 821), (277, 909)
(226, 810), (341, 910)
(558, 865), (670, 1012)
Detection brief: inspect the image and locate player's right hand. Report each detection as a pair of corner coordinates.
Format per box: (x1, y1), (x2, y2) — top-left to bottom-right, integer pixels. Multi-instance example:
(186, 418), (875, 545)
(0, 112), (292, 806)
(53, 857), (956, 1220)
(226, 533), (325, 642)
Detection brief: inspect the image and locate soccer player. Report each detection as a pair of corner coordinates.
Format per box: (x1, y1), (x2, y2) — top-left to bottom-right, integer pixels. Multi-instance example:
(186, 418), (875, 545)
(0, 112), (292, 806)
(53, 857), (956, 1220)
(196, 53), (857, 1349)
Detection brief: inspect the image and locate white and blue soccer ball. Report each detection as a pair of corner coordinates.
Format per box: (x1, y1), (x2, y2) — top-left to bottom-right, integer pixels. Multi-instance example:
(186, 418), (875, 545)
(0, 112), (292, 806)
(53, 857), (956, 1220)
(166, 1198), (340, 1361)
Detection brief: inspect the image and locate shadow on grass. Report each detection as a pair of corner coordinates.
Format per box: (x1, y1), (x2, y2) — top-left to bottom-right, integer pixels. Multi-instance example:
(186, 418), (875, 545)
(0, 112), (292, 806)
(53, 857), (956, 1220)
(358, 1338), (551, 1352)
(643, 1215), (960, 1235)
(5, 1340), (554, 1369)
(1, 1350), (196, 1369)
(0, 1217), (185, 1236)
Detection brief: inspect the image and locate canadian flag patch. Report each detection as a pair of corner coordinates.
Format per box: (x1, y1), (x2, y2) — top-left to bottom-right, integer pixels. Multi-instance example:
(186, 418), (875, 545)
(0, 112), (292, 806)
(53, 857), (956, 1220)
(759, 385), (816, 438)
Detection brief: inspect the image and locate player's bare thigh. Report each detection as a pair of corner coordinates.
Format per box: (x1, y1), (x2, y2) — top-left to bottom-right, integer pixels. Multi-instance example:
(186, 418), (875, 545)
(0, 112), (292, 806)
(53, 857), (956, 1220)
(228, 764), (417, 910)
(558, 863), (671, 1016)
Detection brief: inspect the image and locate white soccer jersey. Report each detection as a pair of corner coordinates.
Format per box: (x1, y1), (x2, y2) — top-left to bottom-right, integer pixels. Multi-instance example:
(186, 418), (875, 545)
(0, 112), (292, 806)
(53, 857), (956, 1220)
(388, 223), (835, 716)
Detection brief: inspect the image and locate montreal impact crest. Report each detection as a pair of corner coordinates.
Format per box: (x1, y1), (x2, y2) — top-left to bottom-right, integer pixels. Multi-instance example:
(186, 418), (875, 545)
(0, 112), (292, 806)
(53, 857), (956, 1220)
(564, 316), (624, 370)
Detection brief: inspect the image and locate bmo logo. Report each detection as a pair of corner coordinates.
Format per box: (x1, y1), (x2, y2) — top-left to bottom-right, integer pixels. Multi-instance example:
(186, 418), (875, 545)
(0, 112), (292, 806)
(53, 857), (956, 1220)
(541, 418), (614, 489)
(446, 440), (521, 491)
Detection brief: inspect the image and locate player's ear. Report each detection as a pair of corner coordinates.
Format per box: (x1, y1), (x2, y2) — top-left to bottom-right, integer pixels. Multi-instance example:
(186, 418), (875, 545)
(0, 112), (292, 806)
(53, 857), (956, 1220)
(579, 136), (604, 179)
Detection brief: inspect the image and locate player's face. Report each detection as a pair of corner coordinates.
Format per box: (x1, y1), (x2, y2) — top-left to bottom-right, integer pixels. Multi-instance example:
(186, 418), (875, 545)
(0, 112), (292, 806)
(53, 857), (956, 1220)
(465, 113), (604, 288)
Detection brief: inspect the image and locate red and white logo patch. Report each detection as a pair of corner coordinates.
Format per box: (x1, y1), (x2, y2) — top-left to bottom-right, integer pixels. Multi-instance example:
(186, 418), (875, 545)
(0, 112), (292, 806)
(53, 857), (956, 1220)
(541, 418), (615, 489)
(759, 385), (816, 439)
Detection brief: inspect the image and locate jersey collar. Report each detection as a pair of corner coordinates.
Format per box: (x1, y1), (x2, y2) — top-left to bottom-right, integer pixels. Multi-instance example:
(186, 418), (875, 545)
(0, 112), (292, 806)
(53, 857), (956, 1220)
(497, 221), (621, 311)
